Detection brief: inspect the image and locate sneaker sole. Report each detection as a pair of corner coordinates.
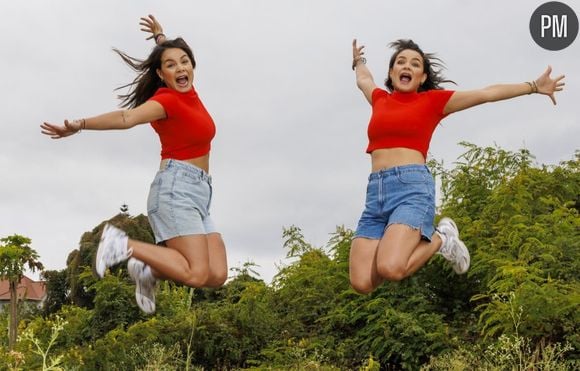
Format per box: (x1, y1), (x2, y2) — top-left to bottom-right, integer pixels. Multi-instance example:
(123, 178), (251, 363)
(136, 290), (155, 314)
(95, 224), (112, 278)
(452, 238), (470, 274)
(128, 258), (156, 314)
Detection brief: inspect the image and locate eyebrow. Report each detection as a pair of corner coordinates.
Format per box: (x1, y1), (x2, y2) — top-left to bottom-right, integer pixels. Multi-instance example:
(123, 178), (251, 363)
(162, 53), (189, 64)
(396, 56), (423, 64)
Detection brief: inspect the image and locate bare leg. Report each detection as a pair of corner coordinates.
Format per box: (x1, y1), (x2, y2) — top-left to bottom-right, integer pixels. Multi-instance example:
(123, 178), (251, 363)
(130, 232), (227, 288)
(405, 232), (442, 275)
(350, 225), (442, 294)
(349, 238), (384, 294)
(129, 235), (210, 288)
(205, 233), (227, 287)
(376, 224), (441, 281)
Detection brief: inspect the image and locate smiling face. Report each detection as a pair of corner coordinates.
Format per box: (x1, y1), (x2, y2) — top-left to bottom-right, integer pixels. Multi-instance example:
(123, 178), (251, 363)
(156, 48), (194, 93)
(388, 49), (427, 93)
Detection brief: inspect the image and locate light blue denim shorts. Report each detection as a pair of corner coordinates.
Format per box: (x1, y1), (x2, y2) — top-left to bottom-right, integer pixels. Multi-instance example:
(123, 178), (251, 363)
(354, 164), (435, 241)
(147, 159), (217, 244)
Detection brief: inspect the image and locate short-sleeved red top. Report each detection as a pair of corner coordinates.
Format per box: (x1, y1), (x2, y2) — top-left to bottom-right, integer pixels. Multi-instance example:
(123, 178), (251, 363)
(366, 88), (455, 159)
(148, 87), (216, 160)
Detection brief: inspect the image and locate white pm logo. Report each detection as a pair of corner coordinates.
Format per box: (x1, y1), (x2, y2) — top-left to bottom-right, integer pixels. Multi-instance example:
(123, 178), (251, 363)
(541, 14), (568, 38)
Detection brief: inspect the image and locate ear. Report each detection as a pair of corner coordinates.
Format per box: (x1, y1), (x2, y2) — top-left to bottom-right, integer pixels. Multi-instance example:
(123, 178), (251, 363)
(388, 68), (394, 82)
(156, 68), (164, 82)
(420, 72), (427, 85)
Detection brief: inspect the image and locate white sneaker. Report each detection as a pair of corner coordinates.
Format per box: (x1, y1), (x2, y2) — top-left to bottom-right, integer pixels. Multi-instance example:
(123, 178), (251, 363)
(95, 223), (132, 278)
(437, 217), (470, 274)
(128, 258), (157, 314)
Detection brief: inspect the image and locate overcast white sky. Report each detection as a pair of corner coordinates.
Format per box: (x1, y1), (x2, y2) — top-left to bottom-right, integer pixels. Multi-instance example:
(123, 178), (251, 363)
(1, 0), (578, 283)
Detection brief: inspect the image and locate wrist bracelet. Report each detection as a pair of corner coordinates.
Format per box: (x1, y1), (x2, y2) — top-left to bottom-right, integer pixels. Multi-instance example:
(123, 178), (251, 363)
(525, 80), (538, 94)
(352, 57), (366, 70)
(77, 119), (86, 134)
(525, 81), (533, 94)
(154, 33), (165, 44)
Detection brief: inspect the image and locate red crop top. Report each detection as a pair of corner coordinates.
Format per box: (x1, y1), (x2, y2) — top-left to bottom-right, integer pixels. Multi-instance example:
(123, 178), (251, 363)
(148, 87), (216, 160)
(366, 88), (455, 159)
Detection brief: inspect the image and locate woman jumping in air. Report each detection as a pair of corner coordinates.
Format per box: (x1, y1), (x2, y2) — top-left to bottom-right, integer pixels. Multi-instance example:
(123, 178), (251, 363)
(349, 38), (564, 294)
(41, 15), (227, 313)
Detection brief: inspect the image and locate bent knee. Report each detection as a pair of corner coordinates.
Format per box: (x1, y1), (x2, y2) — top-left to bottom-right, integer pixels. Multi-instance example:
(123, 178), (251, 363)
(183, 267), (210, 288)
(350, 279), (375, 295)
(205, 269), (227, 288)
(377, 262), (407, 282)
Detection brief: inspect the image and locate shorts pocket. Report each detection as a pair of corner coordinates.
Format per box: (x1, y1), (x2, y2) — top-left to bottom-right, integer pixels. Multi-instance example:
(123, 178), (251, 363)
(147, 177), (162, 214)
(207, 183), (213, 211)
(397, 170), (428, 184)
(175, 169), (202, 185)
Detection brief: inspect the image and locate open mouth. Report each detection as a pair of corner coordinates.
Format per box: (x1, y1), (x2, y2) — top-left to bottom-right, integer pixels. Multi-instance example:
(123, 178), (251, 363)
(176, 75), (189, 88)
(399, 72), (412, 84)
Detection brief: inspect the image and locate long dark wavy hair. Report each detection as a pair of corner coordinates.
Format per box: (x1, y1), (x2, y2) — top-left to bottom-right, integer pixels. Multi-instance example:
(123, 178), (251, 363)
(114, 37), (196, 108)
(384, 39), (454, 92)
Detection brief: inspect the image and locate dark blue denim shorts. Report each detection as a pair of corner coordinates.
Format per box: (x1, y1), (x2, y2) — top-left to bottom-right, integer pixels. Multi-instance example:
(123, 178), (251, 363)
(354, 164), (435, 241)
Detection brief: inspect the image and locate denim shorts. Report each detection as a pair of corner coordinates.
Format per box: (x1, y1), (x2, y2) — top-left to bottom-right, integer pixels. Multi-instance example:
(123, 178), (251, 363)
(147, 159), (217, 244)
(354, 164), (435, 241)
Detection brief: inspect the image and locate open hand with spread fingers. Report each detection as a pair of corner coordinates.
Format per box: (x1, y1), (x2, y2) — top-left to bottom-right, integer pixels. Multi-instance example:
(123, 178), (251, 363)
(139, 14), (165, 43)
(535, 65), (565, 105)
(40, 119), (83, 139)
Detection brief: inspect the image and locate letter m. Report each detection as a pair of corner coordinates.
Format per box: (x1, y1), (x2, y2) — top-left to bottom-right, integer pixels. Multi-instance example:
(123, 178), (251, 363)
(552, 15), (568, 38)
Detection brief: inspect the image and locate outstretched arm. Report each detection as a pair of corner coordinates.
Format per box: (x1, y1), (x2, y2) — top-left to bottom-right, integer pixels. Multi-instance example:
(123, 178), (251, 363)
(40, 101), (166, 139)
(140, 14), (166, 45)
(353, 39), (378, 105)
(444, 66), (565, 115)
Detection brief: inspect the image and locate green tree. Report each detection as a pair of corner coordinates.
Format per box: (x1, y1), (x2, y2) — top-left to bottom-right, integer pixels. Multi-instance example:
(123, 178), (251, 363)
(41, 269), (69, 316)
(66, 213), (155, 308)
(437, 144), (579, 356)
(0, 234), (44, 350)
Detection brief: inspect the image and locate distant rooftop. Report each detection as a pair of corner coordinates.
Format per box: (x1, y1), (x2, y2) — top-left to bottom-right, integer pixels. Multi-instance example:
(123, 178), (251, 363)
(0, 275), (46, 302)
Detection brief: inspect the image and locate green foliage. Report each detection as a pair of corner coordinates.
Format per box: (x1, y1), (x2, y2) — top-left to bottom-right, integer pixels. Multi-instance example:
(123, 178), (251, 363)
(1, 144), (577, 369)
(422, 335), (574, 370)
(191, 279), (279, 369)
(41, 270), (68, 316)
(19, 315), (67, 370)
(0, 235), (44, 280)
(0, 234), (44, 350)
(66, 213), (155, 309)
(89, 273), (142, 338)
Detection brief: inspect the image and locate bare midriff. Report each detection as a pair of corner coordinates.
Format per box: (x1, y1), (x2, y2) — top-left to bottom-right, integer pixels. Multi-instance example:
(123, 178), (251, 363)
(371, 148), (425, 172)
(160, 154), (210, 173)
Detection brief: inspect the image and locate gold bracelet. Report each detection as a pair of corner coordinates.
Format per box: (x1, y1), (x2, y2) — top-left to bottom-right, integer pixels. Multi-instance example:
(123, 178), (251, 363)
(532, 80), (538, 93)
